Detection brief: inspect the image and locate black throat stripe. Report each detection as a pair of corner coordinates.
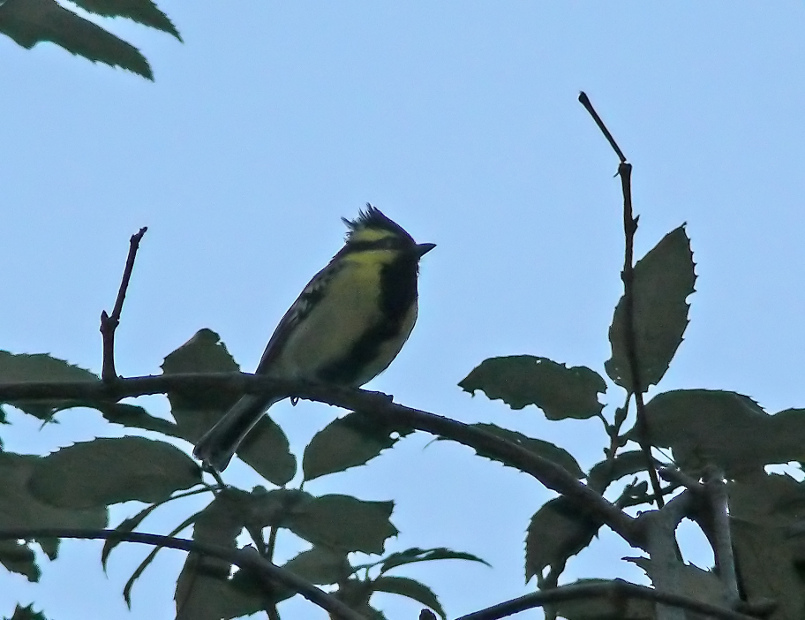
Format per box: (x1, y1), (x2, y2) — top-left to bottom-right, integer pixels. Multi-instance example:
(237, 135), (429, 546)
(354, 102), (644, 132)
(317, 254), (419, 385)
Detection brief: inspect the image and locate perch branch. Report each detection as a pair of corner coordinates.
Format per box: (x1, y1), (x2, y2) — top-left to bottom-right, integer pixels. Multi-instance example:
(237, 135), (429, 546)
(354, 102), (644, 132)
(100, 227), (148, 381)
(0, 372), (643, 548)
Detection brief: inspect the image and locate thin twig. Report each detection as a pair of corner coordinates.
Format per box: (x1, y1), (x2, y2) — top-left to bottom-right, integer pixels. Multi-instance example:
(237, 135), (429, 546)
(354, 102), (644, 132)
(578, 91), (627, 163)
(100, 227), (148, 381)
(579, 93), (663, 508)
(266, 526), (282, 620)
(618, 163), (663, 508)
(246, 523), (267, 556)
(455, 578), (758, 620)
(267, 526), (279, 561)
(0, 372), (644, 549)
(0, 527), (364, 620)
(592, 392), (632, 496)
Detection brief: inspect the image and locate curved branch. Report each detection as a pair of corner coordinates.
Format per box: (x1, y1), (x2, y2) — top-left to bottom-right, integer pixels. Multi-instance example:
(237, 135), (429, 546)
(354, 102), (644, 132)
(0, 373), (643, 548)
(455, 579), (758, 620)
(0, 527), (364, 620)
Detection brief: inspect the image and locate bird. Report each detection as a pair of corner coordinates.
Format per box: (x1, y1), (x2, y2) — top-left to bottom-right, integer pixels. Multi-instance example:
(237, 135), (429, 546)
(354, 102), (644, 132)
(193, 204), (435, 472)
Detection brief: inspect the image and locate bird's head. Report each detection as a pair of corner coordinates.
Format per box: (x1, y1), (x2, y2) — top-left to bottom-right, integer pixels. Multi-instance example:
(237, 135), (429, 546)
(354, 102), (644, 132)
(340, 204), (435, 264)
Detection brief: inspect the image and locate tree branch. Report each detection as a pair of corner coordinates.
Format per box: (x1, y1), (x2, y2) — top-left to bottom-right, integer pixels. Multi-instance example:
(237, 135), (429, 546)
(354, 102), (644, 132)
(658, 467), (706, 496)
(703, 466), (740, 605)
(617, 162), (664, 508)
(100, 227), (148, 381)
(0, 372), (643, 548)
(0, 527), (364, 620)
(578, 92), (664, 508)
(634, 492), (697, 620)
(455, 579), (759, 620)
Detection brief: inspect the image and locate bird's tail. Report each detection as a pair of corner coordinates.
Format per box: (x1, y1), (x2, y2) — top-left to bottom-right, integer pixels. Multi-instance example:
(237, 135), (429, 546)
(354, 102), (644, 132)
(193, 393), (283, 472)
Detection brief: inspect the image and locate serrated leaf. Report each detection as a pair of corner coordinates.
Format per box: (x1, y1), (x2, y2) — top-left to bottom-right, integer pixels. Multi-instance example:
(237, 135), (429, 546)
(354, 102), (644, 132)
(194, 488), (251, 551)
(371, 576), (445, 619)
(68, 0), (181, 40)
(605, 226), (695, 392)
(175, 490), (268, 619)
(0, 452), (107, 532)
(287, 494), (398, 554)
(162, 329), (240, 374)
(236, 414), (297, 486)
(281, 546), (351, 585)
(0, 0), (153, 79)
(380, 547), (490, 574)
(162, 330), (296, 485)
(28, 437), (201, 508)
(303, 410), (413, 481)
(644, 389), (805, 479)
(99, 402), (183, 439)
(5, 604), (48, 620)
(34, 537), (59, 561)
(162, 329), (240, 419)
(459, 423), (584, 478)
(124, 510), (199, 607)
(247, 488), (313, 529)
(0, 351), (97, 383)
(728, 474), (805, 617)
(0, 351), (98, 420)
(586, 451), (650, 494)
(335, 579), (380, 618)
(460, 356), (606, 420)
(525, 497), (601, 584)
(102, 502), (161, 571)
(0, 540), (39, 582)
(175, 568), (268, 620)
(627, 556), (729, 608)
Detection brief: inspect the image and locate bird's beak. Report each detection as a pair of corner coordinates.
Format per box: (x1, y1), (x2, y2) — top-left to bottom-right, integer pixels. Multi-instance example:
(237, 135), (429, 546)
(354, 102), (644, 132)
(415, 242), (436, 258)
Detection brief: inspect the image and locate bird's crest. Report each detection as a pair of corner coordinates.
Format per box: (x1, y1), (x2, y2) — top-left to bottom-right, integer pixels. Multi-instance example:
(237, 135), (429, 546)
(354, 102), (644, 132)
(343, 204), (414, 244)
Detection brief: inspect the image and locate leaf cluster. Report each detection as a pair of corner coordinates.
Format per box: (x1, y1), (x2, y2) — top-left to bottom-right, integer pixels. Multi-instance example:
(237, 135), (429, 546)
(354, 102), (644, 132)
(0, 0), (181, 79)
(0, 333), (485, 619)
(2, 192), (804, 619)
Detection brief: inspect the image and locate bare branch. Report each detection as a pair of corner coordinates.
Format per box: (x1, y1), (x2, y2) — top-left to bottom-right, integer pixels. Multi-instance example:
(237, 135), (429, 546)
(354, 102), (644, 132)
(617, 163), (664, 508)
(578, 92), (627, 163)
(0, 372), (643, 548)
(579, 93), (663, 508)
(0, 527), (364, 620)
(100, 227), (148, 381)
(455, 578), (759, 620)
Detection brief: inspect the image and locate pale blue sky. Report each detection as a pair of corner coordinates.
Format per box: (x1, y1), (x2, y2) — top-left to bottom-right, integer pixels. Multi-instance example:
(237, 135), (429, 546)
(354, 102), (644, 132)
(2, 2), (805, 618)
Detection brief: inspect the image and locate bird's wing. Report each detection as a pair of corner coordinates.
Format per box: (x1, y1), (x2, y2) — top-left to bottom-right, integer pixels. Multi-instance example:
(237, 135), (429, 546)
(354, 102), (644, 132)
(254, 259), (343, 374)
